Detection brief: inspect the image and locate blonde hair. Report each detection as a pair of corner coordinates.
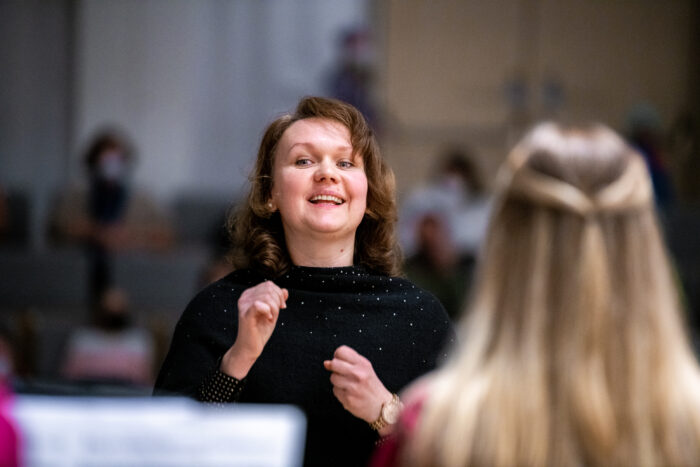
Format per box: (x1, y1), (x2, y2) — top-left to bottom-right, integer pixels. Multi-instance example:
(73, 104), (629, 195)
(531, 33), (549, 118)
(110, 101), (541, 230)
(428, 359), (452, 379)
(405, 123), (700, 467)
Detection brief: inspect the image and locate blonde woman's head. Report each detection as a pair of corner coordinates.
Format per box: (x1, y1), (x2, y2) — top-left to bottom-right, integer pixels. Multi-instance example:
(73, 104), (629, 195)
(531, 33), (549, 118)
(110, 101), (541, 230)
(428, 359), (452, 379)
(407, 123), (700, 467)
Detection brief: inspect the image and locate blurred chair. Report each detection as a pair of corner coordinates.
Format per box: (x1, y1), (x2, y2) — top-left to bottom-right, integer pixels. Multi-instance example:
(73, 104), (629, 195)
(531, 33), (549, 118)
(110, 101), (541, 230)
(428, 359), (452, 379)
(0, 248), (89, 310)
(112, 249), (209, 312)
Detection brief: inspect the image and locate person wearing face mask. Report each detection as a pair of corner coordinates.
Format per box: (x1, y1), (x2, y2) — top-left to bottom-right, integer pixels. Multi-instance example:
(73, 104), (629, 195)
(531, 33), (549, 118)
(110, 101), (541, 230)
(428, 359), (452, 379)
(154, 97), (454, 467)
(50, 129), (175, 305)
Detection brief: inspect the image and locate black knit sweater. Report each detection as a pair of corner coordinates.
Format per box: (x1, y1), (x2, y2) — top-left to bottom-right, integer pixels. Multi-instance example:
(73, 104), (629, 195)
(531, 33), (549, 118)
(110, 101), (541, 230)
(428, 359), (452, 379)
(154, 265), (454, 466)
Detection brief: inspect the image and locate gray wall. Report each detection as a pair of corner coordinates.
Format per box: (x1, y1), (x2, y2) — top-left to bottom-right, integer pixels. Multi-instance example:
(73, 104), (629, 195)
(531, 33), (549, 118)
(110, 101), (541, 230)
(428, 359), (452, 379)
(0, 0), (74, 249)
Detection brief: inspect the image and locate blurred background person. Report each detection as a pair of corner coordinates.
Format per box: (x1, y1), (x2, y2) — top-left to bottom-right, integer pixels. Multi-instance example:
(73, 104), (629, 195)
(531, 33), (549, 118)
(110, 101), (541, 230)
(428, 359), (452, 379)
(326, 25), (379, 131)
(0, 323), (16, 383)
(626, 103), (675, 212)
(49, 129), (175, 306)
(197, 209), (235, 288)
(668, 111), (700, 202)
(374, 123), (700, 467)
(403, 213), (475, 321)
(61, 287), (155, 386)
(400, 147), (491, 319)
(400, 147), (492, 259)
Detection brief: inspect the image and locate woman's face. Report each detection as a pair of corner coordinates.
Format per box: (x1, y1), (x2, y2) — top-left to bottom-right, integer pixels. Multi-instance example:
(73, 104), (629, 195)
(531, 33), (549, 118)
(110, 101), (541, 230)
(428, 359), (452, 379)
(271, 118), (368, 244)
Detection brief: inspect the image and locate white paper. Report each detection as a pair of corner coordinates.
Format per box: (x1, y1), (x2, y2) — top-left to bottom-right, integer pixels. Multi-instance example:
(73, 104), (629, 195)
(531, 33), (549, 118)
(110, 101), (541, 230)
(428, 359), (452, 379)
(11, 395), (306, 467)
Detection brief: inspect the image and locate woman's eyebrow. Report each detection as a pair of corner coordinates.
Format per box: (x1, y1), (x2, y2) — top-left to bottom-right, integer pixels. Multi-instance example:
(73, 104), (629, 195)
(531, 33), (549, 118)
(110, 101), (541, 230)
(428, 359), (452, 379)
(289, 141), (352, 153)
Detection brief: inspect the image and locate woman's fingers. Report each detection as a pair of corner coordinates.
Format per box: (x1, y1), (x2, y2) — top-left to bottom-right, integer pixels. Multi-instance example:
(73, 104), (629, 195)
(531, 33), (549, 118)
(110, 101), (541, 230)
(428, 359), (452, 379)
(239, 281), (290, 321)
(240, 281), (288, 311)
(324, 358), (354, 376)
(332, 386), (347, 403)
(261, 281), (287, 309)
(326, 345), (392, 423)
(333, 345), (362, 363)
(330, 372), (354, 389)
(251, 300), (273, 320)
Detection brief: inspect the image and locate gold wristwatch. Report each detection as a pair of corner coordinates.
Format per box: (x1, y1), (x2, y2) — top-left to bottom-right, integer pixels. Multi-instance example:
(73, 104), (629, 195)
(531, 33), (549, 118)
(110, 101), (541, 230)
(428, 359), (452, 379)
(369, 393), (402, 431)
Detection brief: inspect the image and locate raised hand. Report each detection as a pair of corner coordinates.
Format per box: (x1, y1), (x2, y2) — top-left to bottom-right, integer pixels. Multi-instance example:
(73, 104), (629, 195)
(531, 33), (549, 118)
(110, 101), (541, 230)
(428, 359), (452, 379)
(221, 281), (288, 379)
(324, 345), (393, 429)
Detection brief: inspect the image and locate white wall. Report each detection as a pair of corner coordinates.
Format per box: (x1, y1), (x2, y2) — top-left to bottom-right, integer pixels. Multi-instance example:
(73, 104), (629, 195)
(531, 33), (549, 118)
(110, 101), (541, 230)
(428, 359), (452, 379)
(75, 0), (369, 199)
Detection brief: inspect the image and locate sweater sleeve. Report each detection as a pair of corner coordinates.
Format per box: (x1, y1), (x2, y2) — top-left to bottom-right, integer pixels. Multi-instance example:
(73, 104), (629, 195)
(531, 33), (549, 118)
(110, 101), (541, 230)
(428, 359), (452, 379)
(196, 367), (246, 404)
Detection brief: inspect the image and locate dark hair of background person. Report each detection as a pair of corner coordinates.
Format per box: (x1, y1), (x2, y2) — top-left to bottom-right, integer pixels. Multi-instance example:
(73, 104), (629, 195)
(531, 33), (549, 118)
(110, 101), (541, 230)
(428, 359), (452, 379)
(440, 146), (485, 195)
(227, 96), (401, 278)
(82, 128), (136, 172)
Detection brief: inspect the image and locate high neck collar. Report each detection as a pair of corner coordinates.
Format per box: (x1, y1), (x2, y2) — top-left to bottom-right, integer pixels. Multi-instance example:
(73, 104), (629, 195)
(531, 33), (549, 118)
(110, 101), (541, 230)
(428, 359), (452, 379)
(288, 264), (368, 276)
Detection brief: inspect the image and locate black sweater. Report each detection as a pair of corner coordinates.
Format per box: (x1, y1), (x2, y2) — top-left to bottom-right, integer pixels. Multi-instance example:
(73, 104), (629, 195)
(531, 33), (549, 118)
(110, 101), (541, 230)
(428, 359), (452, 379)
(154, 265), (454, 466)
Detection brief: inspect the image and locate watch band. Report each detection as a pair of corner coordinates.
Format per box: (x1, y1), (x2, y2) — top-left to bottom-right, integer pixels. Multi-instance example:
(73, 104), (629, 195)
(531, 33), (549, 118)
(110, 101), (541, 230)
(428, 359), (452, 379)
(369, 393), (400, 431)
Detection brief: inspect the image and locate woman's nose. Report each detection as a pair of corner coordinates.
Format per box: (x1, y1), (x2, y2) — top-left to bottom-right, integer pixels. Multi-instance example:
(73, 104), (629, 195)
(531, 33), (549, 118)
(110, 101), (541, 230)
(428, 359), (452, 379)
(314, 159), (338, 183)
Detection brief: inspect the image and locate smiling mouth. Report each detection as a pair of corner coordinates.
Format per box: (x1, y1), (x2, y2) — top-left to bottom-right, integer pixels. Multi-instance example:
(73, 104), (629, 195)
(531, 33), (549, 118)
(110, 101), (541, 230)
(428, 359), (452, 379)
(309, 194), (345, 205)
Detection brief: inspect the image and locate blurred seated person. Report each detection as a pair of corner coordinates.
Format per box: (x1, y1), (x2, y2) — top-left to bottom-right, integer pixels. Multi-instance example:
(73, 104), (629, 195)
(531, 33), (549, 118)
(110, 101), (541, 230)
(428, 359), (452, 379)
(373, 123), (700, 467)
(62, 287), (155, 386)
(626, 103), (674, 211)
(50, 128), (174, 302)
(400, 147), (491, 259)
(404, 213), (474, 321)
(0, 323), (15, 382)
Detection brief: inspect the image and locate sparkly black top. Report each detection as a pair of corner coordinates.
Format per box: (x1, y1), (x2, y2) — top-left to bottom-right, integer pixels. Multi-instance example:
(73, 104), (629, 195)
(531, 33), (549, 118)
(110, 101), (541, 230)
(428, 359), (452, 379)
(154, 265), (454, 467)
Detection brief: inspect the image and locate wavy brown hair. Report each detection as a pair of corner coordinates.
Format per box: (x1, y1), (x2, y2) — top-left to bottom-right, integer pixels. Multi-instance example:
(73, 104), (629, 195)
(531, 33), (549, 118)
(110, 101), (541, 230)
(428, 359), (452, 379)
(227, 96), (401, 278)
(403, 123), (700, 467)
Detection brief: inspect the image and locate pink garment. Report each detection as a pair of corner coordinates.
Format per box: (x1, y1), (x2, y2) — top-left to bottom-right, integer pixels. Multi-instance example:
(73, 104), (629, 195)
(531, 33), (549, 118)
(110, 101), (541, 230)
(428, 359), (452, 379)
(0, 383), (19, 467)
(369, 391), (426, 467)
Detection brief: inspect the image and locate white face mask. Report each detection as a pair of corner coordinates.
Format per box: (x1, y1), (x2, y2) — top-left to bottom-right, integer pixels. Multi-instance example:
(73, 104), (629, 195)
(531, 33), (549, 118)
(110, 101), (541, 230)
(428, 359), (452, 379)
(98, 151), (127, 181)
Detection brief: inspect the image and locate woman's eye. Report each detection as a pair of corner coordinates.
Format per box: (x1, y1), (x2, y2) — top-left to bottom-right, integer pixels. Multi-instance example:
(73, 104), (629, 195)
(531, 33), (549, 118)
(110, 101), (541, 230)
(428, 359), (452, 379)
(338, 160), (354, 168)
(295, 158), (312, 166)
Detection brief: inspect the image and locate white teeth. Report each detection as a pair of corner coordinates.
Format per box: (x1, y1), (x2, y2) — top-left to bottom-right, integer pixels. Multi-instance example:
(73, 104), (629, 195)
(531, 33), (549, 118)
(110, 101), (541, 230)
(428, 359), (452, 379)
(310, 194), (343, 204)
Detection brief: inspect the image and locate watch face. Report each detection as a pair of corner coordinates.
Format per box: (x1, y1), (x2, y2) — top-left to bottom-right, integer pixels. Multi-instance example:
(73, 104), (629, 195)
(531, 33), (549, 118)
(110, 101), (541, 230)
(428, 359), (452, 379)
(382, 400), (401, 424)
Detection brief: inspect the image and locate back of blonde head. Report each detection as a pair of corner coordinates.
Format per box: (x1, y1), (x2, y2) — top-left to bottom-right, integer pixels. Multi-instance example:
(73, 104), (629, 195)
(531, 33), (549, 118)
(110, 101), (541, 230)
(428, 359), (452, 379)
(406, 123), (700, 467)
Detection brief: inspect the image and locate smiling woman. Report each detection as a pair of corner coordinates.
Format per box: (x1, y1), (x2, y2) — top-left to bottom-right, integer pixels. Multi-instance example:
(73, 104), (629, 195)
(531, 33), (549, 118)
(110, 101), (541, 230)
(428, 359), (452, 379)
(271, 117), (369, 264)
(154, 97), (454, 467)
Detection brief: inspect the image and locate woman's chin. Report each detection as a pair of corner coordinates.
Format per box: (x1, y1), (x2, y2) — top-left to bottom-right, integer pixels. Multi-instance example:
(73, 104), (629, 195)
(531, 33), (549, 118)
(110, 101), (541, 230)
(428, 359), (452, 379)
(300, 221), (358, 238)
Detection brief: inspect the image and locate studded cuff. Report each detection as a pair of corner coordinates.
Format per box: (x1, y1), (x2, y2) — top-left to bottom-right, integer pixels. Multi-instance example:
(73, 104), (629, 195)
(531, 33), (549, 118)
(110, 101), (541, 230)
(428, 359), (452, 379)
(197, 368), (246, 404)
